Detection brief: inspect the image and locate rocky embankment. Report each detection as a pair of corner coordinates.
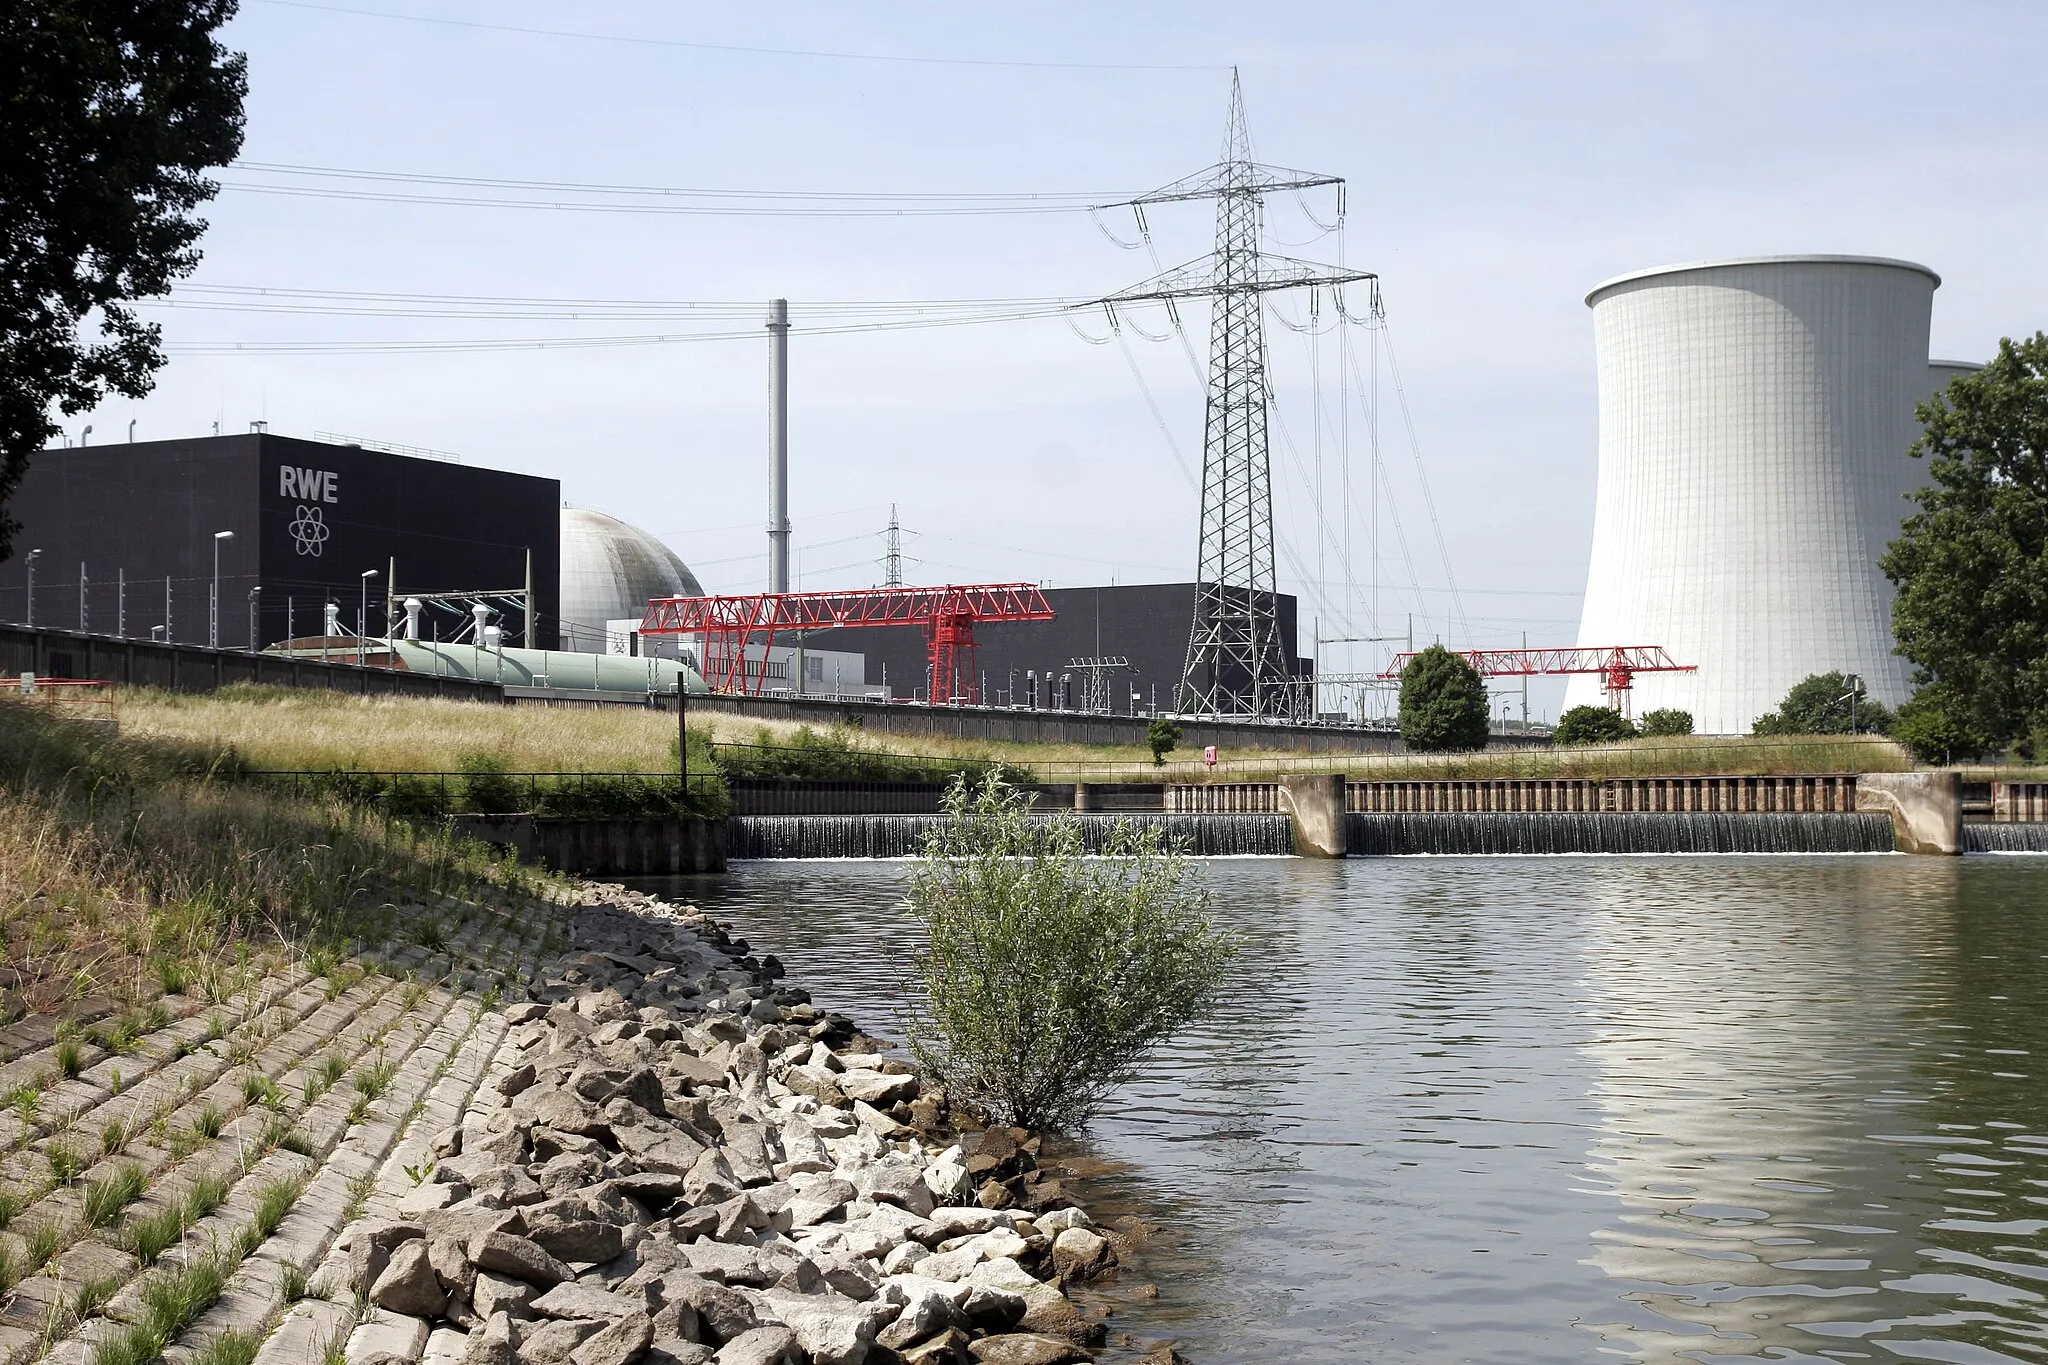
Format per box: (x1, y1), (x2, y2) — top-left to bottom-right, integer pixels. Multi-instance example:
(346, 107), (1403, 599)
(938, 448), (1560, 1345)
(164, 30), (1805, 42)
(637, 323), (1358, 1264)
(342, 886), (1123, 1365)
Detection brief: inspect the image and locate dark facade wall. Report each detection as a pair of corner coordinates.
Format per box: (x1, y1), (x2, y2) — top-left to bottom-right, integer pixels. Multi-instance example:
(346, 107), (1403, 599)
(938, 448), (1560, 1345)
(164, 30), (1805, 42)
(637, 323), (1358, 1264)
(3, 434), (562, 649)
(797, 582), (1308, 710)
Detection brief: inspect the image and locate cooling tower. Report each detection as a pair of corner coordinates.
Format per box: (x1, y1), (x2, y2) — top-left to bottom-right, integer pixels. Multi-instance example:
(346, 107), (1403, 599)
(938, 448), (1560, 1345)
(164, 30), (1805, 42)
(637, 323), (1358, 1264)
(1565, 255), (1942, 734)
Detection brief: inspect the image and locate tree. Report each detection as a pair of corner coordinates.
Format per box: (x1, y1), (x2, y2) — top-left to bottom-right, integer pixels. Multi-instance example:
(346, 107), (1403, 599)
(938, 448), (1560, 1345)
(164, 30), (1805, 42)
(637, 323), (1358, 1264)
(1892, 683), (1993, 766)
(1398, 645), (1489, 752)
(1146, 715), (1181, 767)
(1637, 708), (1694, 737)
(1, 1), (247, 561)
(1555, 705), (1637, 746)
(905, 776), (1234, 1132)
(1882, 333), (2048, 752)
(1751, 672), (1895, 736)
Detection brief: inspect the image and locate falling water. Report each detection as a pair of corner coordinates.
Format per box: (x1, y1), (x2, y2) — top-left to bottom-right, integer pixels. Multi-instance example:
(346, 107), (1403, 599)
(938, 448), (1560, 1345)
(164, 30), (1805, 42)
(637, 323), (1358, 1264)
(726, 813), (1294, 859)
(1963, 823), (2048, 853)
(1346, 810), (1896, 855)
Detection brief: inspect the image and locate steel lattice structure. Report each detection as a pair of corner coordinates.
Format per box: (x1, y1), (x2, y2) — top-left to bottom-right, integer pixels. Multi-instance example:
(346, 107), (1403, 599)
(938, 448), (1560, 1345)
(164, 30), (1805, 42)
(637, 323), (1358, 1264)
(1089, 74), (1376, 720)
(1380, 645), (1696, 715)
(639, 584), (1054, 705)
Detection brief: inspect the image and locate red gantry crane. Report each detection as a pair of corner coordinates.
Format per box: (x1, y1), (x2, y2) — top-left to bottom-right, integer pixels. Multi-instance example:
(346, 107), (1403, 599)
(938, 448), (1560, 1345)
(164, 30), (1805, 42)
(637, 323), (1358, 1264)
(1380, 645), (1695, 716)
(640, 584), (1056, 706)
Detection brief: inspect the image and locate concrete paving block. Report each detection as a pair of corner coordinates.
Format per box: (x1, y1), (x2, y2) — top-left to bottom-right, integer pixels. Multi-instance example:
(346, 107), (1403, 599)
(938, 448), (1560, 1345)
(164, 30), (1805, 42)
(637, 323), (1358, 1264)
(349, 1310), (431, 1363)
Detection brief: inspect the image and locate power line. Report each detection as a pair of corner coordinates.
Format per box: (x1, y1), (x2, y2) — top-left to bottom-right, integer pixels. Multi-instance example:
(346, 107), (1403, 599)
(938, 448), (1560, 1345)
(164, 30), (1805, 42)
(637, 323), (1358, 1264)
(252, 0), (1228, 72)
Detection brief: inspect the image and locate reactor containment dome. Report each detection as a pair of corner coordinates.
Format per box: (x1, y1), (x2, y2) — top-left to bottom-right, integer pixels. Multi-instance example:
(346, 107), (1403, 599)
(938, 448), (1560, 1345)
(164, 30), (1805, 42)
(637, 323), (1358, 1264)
(559, 507), (703, 654)
(1565, 254), (1965, 734)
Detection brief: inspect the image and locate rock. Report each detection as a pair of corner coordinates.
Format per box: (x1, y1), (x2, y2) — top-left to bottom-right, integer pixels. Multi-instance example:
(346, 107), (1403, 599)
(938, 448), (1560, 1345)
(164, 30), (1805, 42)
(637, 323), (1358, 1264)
(976, 1179), (1015, 1211)
(816, 1255), (881, 1302)
(862, 1163), (936, 1218)
(347, 1239), (392, 1299)
(881, 1243), (932, 1276)
(711, 1325), (799, 1364)
(470, 1230), (574, 1289)
(781, 1066), (844, 1106)
(460, 1311), (520, 1365)
(876, 1283), (964, 1350)
(350, 1311), (432, 1363)
(538, 1153), (608, 1199)
(784, 1177), (857, 1228)
(683, 1148), (742, 1207)
(916, 1248), (983, 1283)
(761, 1295), (881, 1365)
(851, 1101), (908, 1138)
(775, 1118), (831, 1175)
(571, 1312), (655, 1365)
(1050, 1228), (1113, 1283)
(668, 1275), (760, 1343)
(1032, 1209), (1090, 1236)
(533, 1282), (644, 1321)
(967, 1334), (1089, 1365)
(922, 1149), (970, 1204)
(836, 1069), (918, 1106)
(924, 1208), (1014, 1241)
(429, 1232), (479, 1299)
(961, 1283), (1028, 1331)
(521, 1319), (607, 1365)
(529, 1217), (626, 1265)
(472, 1270), (539, 1320)
(679, 1241), (769, 1286)
(400, 1181), (464, 1217)
(533, 1090), (613, 1138)
(901, 1328), (974, 1365)
(649, 1345), (715, 1365)
(372, 1239), (450, 1318)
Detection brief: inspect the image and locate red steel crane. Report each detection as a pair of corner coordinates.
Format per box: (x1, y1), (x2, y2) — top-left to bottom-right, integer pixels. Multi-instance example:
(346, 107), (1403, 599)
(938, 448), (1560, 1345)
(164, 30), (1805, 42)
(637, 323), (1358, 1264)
(640, 583), (1056, 705)
(1380, 645), (1695, 715)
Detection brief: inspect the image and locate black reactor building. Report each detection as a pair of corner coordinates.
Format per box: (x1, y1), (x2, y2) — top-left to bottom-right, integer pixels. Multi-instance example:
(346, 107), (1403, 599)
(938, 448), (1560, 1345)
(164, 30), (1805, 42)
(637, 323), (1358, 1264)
(2, 434), (560, 649)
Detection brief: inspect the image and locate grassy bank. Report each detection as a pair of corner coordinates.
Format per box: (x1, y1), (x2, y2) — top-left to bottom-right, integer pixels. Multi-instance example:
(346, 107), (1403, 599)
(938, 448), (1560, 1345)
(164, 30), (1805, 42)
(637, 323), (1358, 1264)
(115, 685), (1949, 788)
(0, 694), (557, 1020)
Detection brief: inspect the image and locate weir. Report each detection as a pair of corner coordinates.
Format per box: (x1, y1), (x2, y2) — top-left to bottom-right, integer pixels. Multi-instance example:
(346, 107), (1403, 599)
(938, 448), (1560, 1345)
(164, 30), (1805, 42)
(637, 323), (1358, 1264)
(1962, 824), (2048, 853)
(1346, 811), (1897, 855)
(727, 813), (1295, 859)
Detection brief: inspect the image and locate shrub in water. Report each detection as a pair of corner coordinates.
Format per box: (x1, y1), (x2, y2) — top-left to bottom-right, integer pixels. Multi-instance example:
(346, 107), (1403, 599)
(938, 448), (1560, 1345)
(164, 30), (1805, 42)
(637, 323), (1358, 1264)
(905, 775), (1234, 1132)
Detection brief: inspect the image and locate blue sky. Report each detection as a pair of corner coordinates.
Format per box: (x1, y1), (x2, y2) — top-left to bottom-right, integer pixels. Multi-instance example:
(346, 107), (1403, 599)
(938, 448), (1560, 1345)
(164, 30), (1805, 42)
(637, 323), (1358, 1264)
(74, 1), (2048, 714)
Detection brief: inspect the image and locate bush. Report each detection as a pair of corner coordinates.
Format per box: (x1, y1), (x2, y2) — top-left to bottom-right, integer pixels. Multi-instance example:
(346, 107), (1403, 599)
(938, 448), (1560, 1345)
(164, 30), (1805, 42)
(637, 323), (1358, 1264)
(1146, 716), (1182, 767)
(1637, 708), (1694, 737)
(1398, 646), (1489, 753)
(905, 776), (1235, 1132)
(1555, 705), (1638, 746)
(1893, 683), (1991, 765)
(1752, 672), (1896, 736)
(458, 752), (522, 814)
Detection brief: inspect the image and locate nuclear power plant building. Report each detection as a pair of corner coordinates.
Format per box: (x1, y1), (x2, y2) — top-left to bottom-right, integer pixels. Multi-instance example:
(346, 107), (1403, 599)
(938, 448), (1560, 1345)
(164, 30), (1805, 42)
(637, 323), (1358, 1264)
(1565, 255), (1972, 734)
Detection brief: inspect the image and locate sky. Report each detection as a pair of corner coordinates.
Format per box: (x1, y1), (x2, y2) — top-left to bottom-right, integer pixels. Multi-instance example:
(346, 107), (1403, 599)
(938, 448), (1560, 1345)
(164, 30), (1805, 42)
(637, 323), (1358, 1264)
(64, 0), (2048, 718)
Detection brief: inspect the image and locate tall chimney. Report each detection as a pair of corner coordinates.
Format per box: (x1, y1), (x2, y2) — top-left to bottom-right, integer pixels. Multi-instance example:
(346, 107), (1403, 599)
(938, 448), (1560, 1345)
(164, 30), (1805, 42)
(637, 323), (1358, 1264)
(767, 298), (791, 594)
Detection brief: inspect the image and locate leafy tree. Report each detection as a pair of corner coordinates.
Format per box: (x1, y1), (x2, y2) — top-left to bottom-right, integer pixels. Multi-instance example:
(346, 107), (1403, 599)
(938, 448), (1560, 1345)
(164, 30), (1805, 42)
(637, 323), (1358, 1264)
(1892, 683), (1993, 766)
(1555, 705), (1637, 746)
(1637, 708), (1694, 737)
(1398, 645), (1489, 752)
(1751, 671), (1895, 736)
(1, 1), (247, 560)
(1146, 716), (1181, 767)
(905, 776), (1233, 1132)
(1882, 333), (2048, 751)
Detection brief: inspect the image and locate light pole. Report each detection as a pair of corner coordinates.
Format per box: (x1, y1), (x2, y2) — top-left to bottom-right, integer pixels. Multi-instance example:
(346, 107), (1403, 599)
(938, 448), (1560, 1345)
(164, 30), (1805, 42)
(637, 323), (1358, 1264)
(24, 548), (40, 627)
(358, 569), (379, 666)
(247, 585), (262, 653)
(209, 530), (233, 648)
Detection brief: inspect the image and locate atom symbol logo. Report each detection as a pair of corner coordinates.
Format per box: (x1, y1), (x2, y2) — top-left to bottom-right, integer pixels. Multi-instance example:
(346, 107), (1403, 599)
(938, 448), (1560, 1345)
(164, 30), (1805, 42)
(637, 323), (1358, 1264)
(289, 504), (330, 557)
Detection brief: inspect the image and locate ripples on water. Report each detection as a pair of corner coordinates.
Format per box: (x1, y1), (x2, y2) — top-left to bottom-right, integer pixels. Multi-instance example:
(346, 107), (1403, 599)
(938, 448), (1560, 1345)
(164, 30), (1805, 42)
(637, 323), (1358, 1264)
(641, 856), (2048, 1364)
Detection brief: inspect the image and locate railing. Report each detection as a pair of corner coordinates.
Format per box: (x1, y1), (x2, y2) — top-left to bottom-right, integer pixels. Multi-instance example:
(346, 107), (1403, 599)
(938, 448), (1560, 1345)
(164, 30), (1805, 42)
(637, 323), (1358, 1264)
(4, 676), (116, 724)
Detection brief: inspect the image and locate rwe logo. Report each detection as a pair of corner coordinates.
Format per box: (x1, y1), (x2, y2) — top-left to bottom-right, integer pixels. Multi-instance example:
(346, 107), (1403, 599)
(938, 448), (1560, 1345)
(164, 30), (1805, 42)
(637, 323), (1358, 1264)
(279, 467), (339, 503)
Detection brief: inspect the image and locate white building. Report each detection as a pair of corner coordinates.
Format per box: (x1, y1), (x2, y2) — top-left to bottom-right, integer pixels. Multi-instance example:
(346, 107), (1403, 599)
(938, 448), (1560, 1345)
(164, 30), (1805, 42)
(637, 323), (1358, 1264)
(558, 507), (703, 655)
(1565, 255), (1971, 734)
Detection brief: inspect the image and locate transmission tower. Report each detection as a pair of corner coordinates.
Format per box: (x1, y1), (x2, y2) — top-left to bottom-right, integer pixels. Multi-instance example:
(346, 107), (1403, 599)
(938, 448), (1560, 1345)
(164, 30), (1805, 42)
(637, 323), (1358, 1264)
(882, 504), (904, 588)
(1089, 73), (1374, 720)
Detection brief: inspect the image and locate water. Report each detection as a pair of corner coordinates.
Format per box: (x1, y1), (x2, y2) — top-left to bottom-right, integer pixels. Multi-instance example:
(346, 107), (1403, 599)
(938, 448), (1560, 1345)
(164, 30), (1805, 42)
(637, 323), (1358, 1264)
(727, 813), (1293, 859)
(1346, 811), (1897, 855)
(645, 856), (2048, 1364)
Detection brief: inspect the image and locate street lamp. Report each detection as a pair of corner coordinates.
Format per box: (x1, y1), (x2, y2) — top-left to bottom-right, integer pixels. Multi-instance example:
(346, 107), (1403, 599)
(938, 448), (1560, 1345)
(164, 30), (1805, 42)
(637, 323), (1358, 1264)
(358, 569), (379, 666)
(247, 585), (262, 653)
(24, 549), (40, 627)
(209, 530), (234, 648)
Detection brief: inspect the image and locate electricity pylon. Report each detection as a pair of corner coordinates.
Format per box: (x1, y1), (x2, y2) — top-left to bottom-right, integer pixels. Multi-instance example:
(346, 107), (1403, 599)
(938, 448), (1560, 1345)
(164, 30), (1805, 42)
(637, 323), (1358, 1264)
(1088, 72), (1374, 719)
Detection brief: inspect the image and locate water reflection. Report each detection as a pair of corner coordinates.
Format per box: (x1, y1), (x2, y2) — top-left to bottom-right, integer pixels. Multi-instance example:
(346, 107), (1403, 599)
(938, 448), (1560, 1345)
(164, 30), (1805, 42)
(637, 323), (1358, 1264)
(642, 857), (2048, 1363)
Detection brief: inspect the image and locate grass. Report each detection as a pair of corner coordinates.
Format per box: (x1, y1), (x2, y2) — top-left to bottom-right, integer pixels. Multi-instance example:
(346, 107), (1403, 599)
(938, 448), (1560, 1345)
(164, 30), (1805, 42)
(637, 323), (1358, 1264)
(0, 1189), (21, 1231)
(191, 1102), (225, 1141)
(73, 1271), (123, 1318)
(244, 1172), (305, 1249)
(55, 1037), (86, 1078)
(353, 1055), (396, 1102)
(47, 1140), (86, 1184)
(91, 1252), (233, 1365)
(23, 1220), (61, 1272)
(0, 692), (539, 1019)
(128, 1168), (233, 1265)
(190, 1329), (260, 1365)
(81, 1163), (148, 1227)
(280, 1261), (310, 1303)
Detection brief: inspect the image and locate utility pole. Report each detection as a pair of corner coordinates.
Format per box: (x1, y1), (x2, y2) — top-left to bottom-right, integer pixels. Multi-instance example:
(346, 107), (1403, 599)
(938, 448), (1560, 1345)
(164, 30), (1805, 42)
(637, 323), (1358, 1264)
(1089, 72), (1374, 721)
(766, 299), (791, 594)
